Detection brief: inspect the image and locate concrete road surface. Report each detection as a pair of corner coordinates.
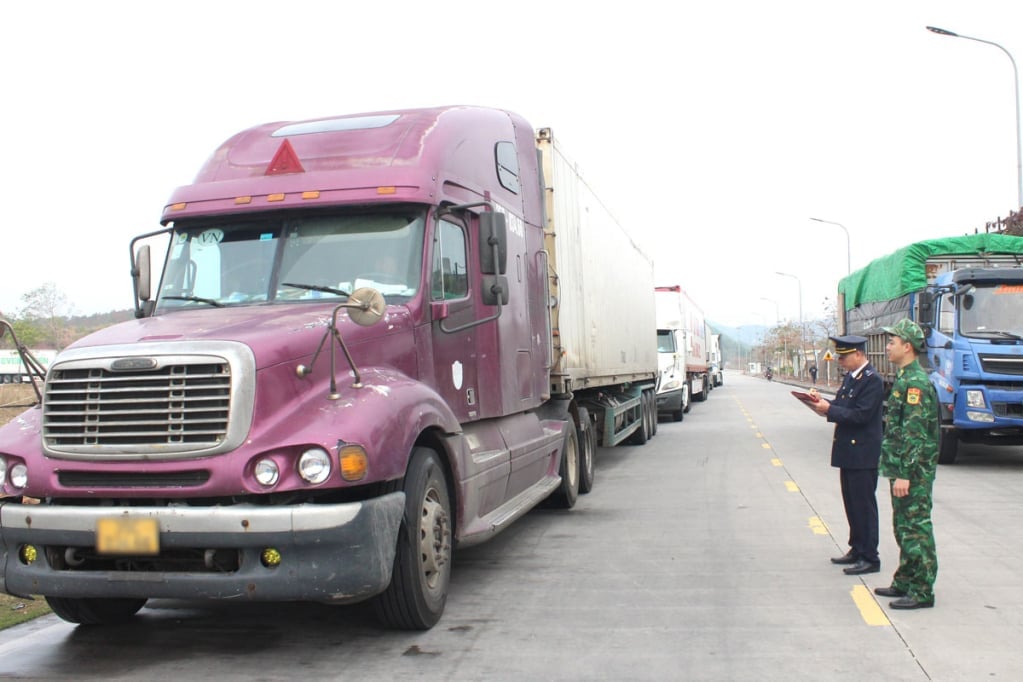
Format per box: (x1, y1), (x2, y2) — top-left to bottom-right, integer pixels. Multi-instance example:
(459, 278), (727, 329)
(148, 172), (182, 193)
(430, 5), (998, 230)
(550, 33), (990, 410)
(1, 370), (1022, 680)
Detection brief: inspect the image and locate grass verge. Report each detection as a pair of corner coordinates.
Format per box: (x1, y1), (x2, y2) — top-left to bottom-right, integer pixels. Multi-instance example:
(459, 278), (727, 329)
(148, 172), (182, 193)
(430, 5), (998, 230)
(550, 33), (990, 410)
(0, 383), (53, 629)
(0, 594), (51, 629)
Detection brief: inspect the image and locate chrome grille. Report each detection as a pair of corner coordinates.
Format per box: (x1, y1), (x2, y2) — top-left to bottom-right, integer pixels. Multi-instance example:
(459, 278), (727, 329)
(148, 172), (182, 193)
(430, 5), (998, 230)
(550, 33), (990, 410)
(44, 363), (230, 447)
(978, 354), (1023, 376)
(41, 342), (256, 461)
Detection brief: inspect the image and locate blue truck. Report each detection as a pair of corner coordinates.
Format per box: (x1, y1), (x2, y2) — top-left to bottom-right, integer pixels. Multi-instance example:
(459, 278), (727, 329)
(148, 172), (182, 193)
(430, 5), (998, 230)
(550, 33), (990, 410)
(838, 233), (1023, 463)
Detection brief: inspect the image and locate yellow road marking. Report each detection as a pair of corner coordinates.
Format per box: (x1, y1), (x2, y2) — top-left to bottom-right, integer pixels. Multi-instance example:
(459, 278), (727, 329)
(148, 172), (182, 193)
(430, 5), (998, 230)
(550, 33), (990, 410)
(808, 517), (828, 535)
(771, 458), (783, 466)
(784, 480), (799, 492)
(851, 585), (890, 626)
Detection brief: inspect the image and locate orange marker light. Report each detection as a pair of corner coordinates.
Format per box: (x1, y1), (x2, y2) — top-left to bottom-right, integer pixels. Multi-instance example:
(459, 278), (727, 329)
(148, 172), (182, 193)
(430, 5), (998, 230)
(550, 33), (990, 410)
(339, 445), (368, 481)
(376, 186), (397, 195)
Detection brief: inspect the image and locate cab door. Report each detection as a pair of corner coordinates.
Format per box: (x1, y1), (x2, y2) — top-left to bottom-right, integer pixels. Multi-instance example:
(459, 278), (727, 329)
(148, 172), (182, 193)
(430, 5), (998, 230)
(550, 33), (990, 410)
(429, 216), (480, 422)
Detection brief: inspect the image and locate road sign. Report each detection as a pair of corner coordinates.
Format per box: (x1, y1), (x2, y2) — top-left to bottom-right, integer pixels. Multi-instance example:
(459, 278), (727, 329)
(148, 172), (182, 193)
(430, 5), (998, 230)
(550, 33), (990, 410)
(822, 350), (834, 361)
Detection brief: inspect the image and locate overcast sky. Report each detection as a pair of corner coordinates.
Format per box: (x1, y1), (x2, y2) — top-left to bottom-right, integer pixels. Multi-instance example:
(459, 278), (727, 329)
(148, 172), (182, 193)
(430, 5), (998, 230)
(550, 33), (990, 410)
(2, 0), (1022, 331)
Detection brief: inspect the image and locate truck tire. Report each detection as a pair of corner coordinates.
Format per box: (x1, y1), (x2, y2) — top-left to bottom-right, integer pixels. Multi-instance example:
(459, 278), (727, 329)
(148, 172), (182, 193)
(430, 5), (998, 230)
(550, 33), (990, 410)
(938, 428), (959, 464)
(627, 397), (649, 445)
(45, 596), (147, 625)
(373, 447), (452, 630)
(647, 391), (658, 437)
(577, 408), (595, 494)
(549, 423), (580, 508)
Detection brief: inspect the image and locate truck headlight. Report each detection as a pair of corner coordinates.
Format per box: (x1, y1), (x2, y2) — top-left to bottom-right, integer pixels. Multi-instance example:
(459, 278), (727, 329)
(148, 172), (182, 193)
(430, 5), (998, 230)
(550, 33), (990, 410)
(298, 448), (332, 484)
(10, 463), (28, 489)
(661, 378), (680, 391)
(966, 390), (986, 408)
(254, 458), (280, 486)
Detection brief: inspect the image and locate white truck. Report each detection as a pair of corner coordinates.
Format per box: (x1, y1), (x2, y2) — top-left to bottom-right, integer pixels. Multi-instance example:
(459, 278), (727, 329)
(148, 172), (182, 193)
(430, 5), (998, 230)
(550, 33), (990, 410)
(654, 286), (710, 421)
(709, 333), (723, 386)
(0, 349), (57, 383)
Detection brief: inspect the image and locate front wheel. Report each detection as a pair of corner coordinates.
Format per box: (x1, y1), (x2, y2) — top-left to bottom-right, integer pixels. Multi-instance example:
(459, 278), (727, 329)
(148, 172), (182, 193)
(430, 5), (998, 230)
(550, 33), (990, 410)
(373, 447), (452, 630)
(45, 597), (147, 625)
(938, 427), (959, 464)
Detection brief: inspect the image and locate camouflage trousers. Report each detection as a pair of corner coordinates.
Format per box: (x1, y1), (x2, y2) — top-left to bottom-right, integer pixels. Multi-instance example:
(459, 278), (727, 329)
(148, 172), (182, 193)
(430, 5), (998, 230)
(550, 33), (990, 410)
(889, 481), (938, 602)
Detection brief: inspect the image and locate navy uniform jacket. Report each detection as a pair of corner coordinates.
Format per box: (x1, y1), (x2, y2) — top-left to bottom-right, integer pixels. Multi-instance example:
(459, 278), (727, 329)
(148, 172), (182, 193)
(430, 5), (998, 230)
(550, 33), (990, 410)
(827, 363), (884, 470)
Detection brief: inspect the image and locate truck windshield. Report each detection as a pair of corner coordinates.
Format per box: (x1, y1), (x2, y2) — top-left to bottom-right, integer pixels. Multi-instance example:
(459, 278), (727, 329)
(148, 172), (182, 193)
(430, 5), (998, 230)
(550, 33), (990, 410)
(657, 330), (676, 353)
(958, 284), (1023, 339)
(156, 209), (426, 311)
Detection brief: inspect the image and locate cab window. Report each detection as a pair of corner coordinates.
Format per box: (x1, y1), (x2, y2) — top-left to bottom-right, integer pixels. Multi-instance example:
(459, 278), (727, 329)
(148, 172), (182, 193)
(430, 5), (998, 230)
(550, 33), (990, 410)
(431, 219), (468, 300)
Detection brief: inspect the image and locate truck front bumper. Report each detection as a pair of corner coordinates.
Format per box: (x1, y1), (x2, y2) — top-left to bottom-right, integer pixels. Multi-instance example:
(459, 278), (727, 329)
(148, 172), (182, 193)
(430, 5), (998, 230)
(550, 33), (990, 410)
(656, 388), (683, 413)
(0, 493), (405, 603)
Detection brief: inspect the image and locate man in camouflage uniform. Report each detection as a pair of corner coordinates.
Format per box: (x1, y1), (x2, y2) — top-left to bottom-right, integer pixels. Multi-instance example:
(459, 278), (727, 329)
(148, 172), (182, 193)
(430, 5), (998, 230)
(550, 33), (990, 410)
(874, 319), (939, 609)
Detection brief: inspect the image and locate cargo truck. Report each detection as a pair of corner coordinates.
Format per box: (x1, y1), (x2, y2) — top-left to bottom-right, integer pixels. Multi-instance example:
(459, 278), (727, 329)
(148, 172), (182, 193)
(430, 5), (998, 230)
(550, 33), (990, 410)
(0, 106), (658, 629)
(654, 285), (710, 421)
(709, 333), (723, 387)
(837, 233), (1023, 464)
(0, 349), (57, 384)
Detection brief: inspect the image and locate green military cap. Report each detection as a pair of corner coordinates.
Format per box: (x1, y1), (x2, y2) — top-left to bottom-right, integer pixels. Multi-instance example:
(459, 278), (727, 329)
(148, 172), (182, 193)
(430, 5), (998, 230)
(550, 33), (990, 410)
(882, 318), (925, 352)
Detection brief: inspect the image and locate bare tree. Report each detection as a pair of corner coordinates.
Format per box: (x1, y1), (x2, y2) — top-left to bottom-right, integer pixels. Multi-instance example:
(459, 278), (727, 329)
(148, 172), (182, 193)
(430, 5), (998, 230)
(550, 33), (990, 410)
(17, 283), (76, 349)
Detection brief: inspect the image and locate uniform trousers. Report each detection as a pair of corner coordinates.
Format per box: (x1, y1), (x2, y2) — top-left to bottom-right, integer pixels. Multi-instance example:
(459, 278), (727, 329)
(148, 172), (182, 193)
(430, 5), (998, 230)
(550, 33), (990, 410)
(840, 467), (879, 564)
(890, 481), (938, 602)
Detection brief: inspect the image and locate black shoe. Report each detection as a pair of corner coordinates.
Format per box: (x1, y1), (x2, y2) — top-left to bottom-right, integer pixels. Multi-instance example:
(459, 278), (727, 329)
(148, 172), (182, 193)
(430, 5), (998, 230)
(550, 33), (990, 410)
(830, 550), (858, 565)
(889, 596), (934, 610)
(843, 560), (881, 575)
(873, 586), (906, 598)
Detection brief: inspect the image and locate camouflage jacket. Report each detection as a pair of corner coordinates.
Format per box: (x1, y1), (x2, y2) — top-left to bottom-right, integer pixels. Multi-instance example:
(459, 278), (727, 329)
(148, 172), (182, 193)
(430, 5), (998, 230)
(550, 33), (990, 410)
(879, 359), (939, 483)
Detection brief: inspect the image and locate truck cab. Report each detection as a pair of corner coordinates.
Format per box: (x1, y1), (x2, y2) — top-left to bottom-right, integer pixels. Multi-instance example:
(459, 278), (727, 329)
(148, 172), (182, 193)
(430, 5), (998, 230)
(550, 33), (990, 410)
(919, 267), (1023, 461)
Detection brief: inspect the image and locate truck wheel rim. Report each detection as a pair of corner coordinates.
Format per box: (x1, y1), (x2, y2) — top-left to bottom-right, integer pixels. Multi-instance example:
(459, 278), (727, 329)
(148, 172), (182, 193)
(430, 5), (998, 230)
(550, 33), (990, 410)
(419, 488), (451, 590)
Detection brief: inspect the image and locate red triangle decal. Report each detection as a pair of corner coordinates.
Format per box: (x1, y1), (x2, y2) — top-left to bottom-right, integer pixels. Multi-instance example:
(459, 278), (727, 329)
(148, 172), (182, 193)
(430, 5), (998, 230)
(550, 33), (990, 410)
(265, 139), (305, 175)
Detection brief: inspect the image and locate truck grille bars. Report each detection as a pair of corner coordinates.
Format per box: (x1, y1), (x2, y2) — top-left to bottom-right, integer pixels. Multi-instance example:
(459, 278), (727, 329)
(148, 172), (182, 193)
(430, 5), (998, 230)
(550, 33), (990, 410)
(40, 342), (256, 461)
(978, 354), (1023, 376)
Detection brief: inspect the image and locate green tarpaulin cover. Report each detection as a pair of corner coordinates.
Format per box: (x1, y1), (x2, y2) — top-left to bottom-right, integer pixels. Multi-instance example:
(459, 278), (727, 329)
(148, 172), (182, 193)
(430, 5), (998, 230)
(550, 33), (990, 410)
(838, 234), (1023, 310)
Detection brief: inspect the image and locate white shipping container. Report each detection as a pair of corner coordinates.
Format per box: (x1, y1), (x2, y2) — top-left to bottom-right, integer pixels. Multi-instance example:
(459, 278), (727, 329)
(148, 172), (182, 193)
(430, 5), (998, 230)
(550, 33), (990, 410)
(539, 130), (657, 391)
(655, 287), (709, 372)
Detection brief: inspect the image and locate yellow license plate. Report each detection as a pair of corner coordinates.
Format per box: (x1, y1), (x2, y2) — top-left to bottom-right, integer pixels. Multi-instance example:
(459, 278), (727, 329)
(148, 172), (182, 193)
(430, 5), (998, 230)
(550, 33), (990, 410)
(96, 517), (160, 555)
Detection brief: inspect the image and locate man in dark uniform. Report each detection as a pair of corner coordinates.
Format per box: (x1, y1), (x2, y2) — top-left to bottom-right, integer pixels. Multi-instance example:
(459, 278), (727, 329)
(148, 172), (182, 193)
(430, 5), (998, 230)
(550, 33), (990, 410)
(874, 319), (939, 609)
(809, 335), (884, 575)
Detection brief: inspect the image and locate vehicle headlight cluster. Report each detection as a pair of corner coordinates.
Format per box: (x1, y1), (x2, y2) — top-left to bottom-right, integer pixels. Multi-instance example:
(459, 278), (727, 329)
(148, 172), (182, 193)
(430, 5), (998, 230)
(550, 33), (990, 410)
(0, 455), (28, 491)
(965, 390), (986, 409)
(252, 447), (339, 488)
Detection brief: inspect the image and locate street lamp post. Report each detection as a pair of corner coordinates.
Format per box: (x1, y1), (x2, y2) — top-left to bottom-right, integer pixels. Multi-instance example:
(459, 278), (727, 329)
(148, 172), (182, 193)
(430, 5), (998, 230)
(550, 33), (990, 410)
(760, 297), (786, 374)
(776, 271), (804, 379)
(927, 25), (1023, 209)
(809, 217), (851, 274)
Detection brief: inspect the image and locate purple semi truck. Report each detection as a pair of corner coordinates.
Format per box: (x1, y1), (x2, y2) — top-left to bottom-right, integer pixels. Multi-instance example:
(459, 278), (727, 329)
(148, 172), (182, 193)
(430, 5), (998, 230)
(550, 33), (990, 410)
(0, 106), (657, 629)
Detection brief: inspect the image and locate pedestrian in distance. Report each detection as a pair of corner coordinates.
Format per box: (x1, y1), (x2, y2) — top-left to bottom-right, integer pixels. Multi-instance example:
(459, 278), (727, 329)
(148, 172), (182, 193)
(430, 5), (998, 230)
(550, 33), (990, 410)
(808, 335), (884, 576)
(809, 365), (818, 385)
(874, 318), (939, 610)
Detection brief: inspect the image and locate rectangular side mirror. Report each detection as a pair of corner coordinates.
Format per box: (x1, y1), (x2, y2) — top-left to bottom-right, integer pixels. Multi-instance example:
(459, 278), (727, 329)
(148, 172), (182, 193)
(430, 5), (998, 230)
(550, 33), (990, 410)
(479, 212), (507, 275)
(134, 244), (152, 302)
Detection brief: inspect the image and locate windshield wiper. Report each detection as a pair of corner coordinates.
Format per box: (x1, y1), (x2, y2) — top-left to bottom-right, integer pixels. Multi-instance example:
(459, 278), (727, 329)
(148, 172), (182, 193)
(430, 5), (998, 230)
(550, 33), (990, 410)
(281, 282), (350, 298)
(161, 295), (225, 308)
(967, 330), (1023, 340)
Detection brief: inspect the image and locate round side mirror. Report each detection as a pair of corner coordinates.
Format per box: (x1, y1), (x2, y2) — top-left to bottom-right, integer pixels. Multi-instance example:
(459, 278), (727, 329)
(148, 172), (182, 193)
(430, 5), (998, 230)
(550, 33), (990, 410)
(346, 287), (386, 327)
